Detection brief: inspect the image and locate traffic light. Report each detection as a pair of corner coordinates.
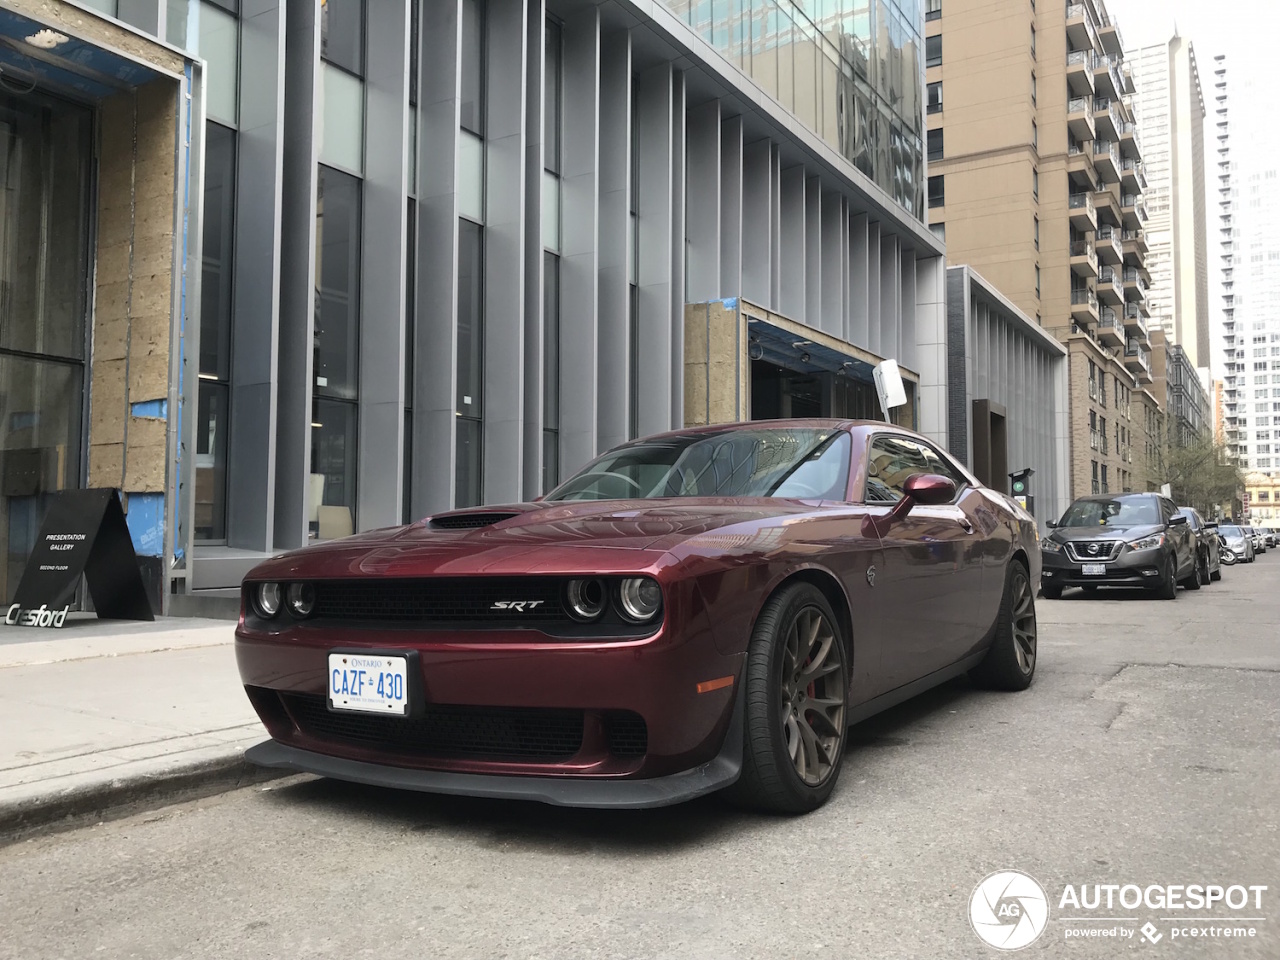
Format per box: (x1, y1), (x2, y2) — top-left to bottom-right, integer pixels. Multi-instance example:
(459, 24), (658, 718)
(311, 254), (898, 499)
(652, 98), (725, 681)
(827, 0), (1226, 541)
(1009, 469), (1035, 518)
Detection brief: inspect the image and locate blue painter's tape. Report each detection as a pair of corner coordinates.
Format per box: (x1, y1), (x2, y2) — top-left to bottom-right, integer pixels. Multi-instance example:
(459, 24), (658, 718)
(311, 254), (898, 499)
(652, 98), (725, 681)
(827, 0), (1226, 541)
(124, 493), (166, 557)
(131, 399), (168, 419)
(720, 297), (739, 309)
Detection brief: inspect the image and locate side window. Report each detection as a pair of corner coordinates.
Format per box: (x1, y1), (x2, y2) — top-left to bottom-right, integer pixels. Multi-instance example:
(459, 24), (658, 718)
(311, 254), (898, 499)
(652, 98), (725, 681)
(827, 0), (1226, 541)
(917, 441), (967, 492)
(864, 435), (932, 503)
(772, 432), (853, 501)
(1160, 498), (1175, 524)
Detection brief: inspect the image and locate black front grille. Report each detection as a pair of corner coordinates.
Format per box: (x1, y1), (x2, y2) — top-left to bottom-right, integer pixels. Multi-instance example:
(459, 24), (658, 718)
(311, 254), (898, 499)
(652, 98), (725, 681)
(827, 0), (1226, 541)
(428, 512), (520, 529)
(1066, 540), (1120, 562)
(282, 693), (585, 760)
(312, 577), (568, 623)
(605, 713), (648, 758)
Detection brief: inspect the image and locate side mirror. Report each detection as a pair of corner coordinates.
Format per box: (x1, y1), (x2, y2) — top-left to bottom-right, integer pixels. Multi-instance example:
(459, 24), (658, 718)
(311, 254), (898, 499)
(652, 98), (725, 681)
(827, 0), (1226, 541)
(1169, 515), (1188, 526)
(902, 473), (957, 506)
(1205, 521), (1218, 529)
(1046, 519), (1059, 529)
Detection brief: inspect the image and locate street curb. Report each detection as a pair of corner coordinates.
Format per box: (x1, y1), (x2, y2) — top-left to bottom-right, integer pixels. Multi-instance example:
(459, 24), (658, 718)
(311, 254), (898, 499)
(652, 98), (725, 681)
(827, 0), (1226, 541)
(0, 750), (289, 847)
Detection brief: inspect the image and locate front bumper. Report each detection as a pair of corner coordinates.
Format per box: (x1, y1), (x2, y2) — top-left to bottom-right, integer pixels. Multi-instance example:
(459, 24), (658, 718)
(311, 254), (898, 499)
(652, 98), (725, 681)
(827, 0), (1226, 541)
(1040, 544), (1166, 588)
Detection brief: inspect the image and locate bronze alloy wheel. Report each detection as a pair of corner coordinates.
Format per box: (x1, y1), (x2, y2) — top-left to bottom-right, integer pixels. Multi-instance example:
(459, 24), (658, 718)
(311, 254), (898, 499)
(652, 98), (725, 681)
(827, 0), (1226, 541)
(778, 606), (846, 786)
(1009, 569), (1037, 676)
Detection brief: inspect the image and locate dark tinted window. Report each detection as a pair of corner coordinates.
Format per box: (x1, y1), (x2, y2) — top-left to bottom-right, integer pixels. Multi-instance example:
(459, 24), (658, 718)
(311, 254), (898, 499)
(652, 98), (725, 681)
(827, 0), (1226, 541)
(321, 0), (364, 75)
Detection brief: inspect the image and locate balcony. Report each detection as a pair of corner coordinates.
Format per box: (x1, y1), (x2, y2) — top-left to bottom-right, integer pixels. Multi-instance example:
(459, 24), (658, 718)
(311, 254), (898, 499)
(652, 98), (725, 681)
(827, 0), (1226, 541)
(1094, 54), (1123, 99)
(1070, 240), (1099, 278)
(1097, 266), (1123, 303)
(1069, 191), (1098, 230)
(1121, 193), (1148, 229)
(1066, 3), (1101, 53)
(1122, 267), (1147, 301)
(1067, 49), (1096, 96)
(1099, 12), (1124, 58)
(1119, 121), (1142, 160)
(1122, 227), (1147, 257)
(1098, 308), (1124, 347)
(1095, 224), (1122, 263)
(1067, 142), (1096, 181)
(1068, 97), (1097, 141)
(1120, 158), (1147, 192)
(1125, 341), (1153, 383)
(1093, 140), (1121, 182)
(1094, 98), (1122, 140)
(1093, 189), (1121, 227)
(1071, 287), (1100, 324)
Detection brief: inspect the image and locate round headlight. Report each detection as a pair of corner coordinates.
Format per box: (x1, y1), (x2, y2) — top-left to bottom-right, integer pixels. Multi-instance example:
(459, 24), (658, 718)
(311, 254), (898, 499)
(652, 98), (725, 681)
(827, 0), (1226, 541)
(566, 578), (606, 621)
(255, 582), (282, 618)
(618, 577), (662, 622)
(287, 582), (316, 618)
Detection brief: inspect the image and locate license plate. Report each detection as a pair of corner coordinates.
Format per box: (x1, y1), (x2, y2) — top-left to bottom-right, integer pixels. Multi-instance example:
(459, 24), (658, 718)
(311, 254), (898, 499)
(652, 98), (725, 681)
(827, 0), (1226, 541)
(1081, 563), (1107, 576)
(328, 653), (409, 715)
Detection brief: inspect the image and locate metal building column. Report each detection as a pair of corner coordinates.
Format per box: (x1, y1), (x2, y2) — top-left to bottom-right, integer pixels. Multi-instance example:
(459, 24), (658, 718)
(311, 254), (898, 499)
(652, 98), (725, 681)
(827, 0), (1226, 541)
(415, 0), (463, 516)
(804, 175), (820, 324)
(357, 0), (411, 530)
(741, 139), (771, 307)
(596, 28), (631, 453)
(635, 61), (673, 436)
(273, 0), (321, 549)
(482, 0), (529, 505)
(848, 213), (869, 348)
(558, 6), (601, 477)
(685, 99), (721, 303)
(779, 165), (805, 320)
(719, 114), (743, 299)
(521, 0), (546, 499)
(820, 191), (842, 339)
(226, 0), (285, 551)
(670, 69), (686, 427)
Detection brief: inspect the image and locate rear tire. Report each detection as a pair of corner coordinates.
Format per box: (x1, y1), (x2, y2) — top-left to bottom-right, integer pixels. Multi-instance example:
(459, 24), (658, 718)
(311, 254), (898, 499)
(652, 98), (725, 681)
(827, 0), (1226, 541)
(969, 562), (1037, 692)
(723, 583), (849, 814)
(1210, 566), (1222, 582)
(1198, 553), (1211, 586)
(1154, 555), (1178, 600)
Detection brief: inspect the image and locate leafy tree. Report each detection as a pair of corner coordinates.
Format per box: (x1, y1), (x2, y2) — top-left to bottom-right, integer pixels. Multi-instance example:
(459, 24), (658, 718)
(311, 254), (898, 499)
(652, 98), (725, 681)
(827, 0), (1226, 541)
(1152, 436), (1243, 517)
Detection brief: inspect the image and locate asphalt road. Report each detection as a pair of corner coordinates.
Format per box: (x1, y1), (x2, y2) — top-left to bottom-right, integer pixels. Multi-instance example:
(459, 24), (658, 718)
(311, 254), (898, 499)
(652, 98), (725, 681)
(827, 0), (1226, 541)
(3, 554), (1278, 959)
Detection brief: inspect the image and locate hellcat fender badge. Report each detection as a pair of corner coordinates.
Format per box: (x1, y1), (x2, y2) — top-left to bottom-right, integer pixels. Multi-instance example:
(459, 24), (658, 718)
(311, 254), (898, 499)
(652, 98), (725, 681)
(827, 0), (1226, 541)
(866, 565), (876, 587)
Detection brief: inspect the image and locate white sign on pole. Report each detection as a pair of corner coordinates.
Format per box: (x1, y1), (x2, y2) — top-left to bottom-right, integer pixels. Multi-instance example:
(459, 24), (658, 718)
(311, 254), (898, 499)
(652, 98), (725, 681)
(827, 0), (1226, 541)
(874, 359), (907, 420)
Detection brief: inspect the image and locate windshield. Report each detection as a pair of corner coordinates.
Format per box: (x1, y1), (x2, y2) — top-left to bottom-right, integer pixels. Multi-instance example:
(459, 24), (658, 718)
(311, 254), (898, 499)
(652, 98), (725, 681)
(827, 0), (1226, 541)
(1220, 525), (1243, 537)
(545, 428), (851, 502)
(1058, 497), (1160, 528)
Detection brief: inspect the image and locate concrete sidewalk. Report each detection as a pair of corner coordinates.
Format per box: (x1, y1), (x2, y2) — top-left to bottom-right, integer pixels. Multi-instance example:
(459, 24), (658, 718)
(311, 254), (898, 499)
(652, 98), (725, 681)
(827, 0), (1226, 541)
(0, 616), (275, 842)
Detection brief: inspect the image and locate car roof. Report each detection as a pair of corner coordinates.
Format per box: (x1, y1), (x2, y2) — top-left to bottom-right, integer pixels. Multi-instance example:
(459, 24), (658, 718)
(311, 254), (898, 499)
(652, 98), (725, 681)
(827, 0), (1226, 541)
(1071, 492), (1158, 502)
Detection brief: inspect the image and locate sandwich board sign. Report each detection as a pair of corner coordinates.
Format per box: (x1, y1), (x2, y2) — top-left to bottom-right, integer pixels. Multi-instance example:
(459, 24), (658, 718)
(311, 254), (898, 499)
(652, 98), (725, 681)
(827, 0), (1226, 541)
(6, 489), (154, 628)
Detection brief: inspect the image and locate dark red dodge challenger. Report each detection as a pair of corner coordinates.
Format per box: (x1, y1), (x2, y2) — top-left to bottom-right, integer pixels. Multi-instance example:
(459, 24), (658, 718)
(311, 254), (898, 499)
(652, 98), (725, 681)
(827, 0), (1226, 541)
(238, 420), (1040, 813)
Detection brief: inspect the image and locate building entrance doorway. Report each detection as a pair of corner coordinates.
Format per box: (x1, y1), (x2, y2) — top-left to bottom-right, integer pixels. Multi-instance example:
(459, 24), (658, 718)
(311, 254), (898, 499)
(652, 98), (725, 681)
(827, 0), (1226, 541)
(750, 362), (882, 421)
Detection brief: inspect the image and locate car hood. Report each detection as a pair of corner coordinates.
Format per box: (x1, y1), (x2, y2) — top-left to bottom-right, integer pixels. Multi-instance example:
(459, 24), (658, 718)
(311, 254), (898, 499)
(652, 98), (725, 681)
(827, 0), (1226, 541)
(247, 498), (821, 581)
(1050, 523), (1163, 545)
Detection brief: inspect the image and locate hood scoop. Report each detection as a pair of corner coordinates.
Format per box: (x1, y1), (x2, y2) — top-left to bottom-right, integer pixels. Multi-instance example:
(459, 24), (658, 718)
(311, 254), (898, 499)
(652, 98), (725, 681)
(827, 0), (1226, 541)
(428, 511), (521, 530)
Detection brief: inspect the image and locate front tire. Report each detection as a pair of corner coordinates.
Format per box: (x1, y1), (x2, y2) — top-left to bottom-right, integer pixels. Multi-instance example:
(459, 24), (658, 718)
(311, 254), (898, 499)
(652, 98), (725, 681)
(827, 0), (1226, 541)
(1198, 553), (1211, 586)
(969, 562), (1037, 691)
(1181, 554), (1202, 591)
(1154, 554), (1179, 600)
(724, 583), (849, 814)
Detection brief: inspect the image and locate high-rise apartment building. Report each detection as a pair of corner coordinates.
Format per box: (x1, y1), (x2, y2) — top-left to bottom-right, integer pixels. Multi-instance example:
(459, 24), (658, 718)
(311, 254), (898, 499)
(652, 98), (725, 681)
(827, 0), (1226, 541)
(1217, 55), (1280, 475)
(925, 0), (1160, 497)
(1127, 36), (1210, 373)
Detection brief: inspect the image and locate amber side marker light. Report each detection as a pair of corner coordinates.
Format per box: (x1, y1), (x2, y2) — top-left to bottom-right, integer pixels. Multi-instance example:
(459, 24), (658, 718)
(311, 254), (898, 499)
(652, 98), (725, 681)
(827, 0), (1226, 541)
(696, 675), (735, 694)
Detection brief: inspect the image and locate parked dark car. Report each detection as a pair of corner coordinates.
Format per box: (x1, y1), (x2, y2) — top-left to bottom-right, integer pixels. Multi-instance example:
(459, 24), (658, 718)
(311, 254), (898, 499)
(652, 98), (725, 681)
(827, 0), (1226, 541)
(1040, 492), (1197, 599)
(1176, 508), (1222, 584)
(235, 420), (1042, 814)
(1218, 524), (1255, 564)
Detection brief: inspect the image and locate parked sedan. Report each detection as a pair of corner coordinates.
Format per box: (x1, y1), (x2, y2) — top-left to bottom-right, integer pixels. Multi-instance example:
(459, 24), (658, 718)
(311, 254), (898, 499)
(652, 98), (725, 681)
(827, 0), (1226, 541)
(1246, 526), (1267, 555)
(1176, 507), (1222, 584)
(1040, 492), (1198, 599)
(236, 420), (1040, 814)
(1218, 524), (1255, 564)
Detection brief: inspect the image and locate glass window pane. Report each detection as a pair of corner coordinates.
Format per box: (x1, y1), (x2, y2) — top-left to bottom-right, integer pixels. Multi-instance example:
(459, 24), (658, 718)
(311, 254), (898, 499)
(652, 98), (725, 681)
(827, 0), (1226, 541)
(0, 95), (93, 360)
(314, 166), (361, 400)
(544, 19), (560, 175)
(541, 171), (560, 253)
(543, 251), (559, 430)
(194, 379), (228, 540)
(319, 62), (365, 175)
(455, 415), (482, 508)
(458, 130), (484, 222)
(311, 398), (357, 530)
(461, 0), (484, 135)
(0, 357), (83, 600)
(199, 2), (239, 126)
(79, 0), (117, 16)
(456, 219), (483, 418)
(200, 122), (235, 379)
(166, 0), (190, 47)
(320, 0), (364, 76)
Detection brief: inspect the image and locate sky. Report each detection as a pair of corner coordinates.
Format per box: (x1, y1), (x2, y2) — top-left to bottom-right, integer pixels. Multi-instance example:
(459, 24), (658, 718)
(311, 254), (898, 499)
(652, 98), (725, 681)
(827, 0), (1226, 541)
(1104, 0), (1280, 380)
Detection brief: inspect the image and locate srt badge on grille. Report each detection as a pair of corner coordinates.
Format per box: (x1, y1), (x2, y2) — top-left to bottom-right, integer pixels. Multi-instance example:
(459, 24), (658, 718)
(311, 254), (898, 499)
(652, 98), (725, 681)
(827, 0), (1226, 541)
(490, 600), (545, 611)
